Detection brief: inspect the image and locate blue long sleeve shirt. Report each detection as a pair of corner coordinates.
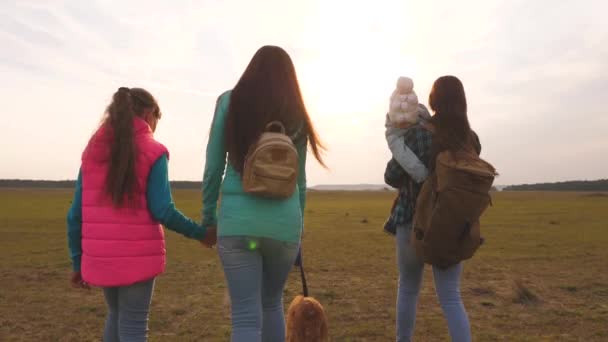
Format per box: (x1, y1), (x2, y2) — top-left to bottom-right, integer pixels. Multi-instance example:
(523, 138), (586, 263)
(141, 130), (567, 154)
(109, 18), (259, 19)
(67, 154), (206, 272)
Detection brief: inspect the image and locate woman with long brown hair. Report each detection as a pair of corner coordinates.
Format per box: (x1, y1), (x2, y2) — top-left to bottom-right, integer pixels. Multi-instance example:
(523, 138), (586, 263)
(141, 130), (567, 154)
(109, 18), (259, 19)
(384, 76), (479, 341)
(66, 87), (215, 341)
(201, 46), (325, 341)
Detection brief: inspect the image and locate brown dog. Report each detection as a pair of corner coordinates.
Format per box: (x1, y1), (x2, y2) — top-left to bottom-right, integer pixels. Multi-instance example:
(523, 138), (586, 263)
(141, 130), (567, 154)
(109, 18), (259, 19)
(286, 295), (328, 342)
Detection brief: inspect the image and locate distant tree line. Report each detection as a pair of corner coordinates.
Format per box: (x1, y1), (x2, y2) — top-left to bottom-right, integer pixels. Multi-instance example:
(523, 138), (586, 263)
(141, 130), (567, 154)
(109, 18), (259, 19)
(503, 179), (608, 191)
(169, 181), (202, 189)
(0, 179), (203, 190)
(0, 179), (77, 188)
(3, 179), (607, 192)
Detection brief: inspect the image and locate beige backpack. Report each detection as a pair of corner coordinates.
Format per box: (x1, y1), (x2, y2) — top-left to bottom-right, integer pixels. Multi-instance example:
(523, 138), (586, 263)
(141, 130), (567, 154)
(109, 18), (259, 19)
(242, 121), (299, 199)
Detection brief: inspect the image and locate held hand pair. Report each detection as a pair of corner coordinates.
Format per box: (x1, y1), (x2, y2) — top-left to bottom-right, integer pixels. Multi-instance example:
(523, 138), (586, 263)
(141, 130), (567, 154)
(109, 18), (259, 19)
(200, 226), (217, 248)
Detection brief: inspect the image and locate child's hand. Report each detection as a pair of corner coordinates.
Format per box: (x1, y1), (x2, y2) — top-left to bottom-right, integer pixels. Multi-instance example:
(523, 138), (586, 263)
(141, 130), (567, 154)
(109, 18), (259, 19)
(70, 271), (90, 290)
(200, 226), (217, 248)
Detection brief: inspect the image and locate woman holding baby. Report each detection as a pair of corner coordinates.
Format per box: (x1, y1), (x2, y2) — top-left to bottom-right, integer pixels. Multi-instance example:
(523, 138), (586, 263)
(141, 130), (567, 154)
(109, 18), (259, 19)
(384, 75), (481, 342)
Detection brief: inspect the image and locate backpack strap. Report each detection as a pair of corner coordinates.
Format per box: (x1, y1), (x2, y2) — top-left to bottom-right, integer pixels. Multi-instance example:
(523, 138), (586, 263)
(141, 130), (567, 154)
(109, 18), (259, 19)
(409, 169), (439, 211)
(407, 179), (415, 212)
(290, 122), (305, 143)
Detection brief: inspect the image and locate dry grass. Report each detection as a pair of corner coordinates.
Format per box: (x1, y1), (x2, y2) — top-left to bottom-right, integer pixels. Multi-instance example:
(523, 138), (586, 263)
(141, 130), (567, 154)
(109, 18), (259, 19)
(512, 280), (540, 305)
(1, 190), (607, 341)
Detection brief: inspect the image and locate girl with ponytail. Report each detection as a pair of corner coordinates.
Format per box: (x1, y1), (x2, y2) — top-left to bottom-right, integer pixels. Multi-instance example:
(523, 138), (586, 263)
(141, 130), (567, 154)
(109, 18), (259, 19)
(66, 87), (216, 341)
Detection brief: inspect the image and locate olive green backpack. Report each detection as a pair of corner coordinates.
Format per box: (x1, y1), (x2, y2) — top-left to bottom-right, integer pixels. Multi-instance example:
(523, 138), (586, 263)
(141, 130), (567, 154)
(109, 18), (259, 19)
(411, 150), (497, 268)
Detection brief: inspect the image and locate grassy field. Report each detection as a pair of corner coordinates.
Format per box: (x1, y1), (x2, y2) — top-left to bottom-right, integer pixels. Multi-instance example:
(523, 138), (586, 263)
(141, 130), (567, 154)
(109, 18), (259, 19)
(1, 189), (607, 341)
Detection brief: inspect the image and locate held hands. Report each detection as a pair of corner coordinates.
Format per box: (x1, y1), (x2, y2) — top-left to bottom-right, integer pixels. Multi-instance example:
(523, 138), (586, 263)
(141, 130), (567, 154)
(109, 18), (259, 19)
(200, 226), (217, 248)
(70, 271), (90, 290)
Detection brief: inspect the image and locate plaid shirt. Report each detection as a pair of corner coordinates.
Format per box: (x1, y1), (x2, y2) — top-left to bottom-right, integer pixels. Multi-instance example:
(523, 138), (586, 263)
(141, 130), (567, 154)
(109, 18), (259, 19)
(384, 125), (433, 235)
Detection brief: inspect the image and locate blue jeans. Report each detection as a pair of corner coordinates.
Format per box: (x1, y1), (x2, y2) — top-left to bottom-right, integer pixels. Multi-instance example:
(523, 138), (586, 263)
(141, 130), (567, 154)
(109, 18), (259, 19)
(218, 236), (300, 342)
(396, 225), (471, 342)
(102, 278), (155, 342)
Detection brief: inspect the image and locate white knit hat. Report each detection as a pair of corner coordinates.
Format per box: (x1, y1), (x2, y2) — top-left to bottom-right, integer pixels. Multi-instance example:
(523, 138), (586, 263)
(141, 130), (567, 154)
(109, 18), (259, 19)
(388, 77), (419, 125)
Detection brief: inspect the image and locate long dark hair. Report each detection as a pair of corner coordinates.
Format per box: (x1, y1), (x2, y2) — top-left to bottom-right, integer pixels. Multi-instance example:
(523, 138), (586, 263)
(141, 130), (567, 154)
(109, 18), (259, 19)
(103, 87), (160, 206)
(224, 45), (325, 173)
(428, 76), (475, 155)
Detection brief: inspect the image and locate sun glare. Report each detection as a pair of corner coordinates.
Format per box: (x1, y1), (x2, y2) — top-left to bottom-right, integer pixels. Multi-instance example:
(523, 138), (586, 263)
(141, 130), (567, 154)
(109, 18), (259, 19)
(294, 0), (419, 126)
(297, 46), (419, 131)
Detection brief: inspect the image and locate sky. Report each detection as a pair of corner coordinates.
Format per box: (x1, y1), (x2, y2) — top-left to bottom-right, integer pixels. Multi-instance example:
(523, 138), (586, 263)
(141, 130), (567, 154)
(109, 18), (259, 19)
(1, 0), (606, 186)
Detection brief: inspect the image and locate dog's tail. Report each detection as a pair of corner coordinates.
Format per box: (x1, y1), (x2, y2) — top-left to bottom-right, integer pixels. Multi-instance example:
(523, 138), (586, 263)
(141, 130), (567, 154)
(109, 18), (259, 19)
(301, 300), (323, 320)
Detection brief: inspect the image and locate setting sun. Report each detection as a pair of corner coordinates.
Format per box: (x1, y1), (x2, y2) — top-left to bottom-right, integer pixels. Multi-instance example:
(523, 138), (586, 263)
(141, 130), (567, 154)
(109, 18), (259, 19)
(295, 0), (420, 123)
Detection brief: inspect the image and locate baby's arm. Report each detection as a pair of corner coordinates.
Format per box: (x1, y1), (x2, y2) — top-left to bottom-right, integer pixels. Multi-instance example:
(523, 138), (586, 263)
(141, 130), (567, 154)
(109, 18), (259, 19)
(385, 125), (428, 183)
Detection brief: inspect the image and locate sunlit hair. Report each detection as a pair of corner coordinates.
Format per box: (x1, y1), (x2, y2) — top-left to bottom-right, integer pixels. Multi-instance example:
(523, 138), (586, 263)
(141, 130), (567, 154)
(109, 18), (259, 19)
(429, 76), (474, 154)
(102, 87), (160, 206)
(225, 45), (326, 174)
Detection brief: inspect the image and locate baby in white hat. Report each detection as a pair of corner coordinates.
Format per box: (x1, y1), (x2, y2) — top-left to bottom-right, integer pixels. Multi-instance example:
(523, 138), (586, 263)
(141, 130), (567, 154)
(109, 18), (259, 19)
(388, 77), (424, 127)
(385, 77), (431, 183)
(388, 77), (431, 128)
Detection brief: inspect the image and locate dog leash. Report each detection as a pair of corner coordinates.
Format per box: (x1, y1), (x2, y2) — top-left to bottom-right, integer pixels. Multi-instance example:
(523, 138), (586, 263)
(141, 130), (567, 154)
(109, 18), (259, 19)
(298, 250), (309, 297)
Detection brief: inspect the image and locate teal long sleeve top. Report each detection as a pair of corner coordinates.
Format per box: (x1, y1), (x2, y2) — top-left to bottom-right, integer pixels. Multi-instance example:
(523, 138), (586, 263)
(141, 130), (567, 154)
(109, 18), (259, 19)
(201, 91), (307, 243)
(67, 155), (206, 272)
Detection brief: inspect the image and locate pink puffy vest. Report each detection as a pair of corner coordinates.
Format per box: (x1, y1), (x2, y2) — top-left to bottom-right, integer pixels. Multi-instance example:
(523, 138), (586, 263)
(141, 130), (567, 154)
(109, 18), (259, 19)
(80, 117), (169, 287)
